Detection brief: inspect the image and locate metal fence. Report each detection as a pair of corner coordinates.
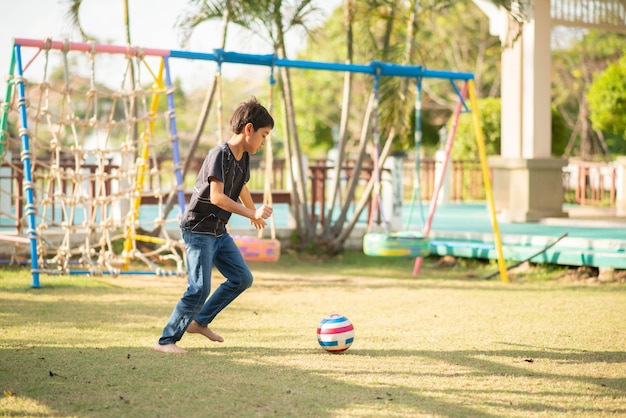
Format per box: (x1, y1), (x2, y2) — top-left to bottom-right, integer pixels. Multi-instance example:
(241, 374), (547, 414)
(1, 156), (618, 231)
(562, 160), (617, 207)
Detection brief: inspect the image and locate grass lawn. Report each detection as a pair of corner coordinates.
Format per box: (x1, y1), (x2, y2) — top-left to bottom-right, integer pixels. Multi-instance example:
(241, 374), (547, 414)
(0, 252), (625, 417)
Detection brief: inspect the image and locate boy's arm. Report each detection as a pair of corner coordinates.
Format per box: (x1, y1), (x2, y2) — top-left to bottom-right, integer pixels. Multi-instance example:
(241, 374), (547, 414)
(239, 185), (268, 230)
(238, 184), (256, 211)
(209, 179), (272, 222)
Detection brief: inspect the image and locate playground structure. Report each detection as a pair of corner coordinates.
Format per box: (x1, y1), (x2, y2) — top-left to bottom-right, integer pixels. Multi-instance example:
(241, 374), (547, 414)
(1, 37), (509, 287)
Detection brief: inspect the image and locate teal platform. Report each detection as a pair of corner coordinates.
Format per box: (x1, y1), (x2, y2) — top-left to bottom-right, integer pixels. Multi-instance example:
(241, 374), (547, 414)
(1, 202), (624, 270)
(422, 203), (626, 269)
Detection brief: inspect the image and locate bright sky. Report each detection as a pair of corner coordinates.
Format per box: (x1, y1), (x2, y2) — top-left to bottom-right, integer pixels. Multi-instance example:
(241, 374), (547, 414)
(1, 0), (340, 93)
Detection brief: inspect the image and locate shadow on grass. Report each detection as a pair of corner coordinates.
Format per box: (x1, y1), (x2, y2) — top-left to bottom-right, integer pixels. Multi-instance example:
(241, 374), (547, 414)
(1, 270), (625, 416)
(2, 342), (625, 417)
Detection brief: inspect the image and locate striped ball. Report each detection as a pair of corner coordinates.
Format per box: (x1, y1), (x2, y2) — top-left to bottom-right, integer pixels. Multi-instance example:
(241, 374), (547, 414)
(317, 314), (355, 353)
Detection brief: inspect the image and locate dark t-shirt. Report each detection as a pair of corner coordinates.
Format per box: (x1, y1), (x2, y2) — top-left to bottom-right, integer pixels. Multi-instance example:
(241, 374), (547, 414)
(180, 143), (250, 236)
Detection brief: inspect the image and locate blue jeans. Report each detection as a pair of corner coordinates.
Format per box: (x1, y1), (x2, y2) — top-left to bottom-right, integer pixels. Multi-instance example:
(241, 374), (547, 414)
(157, 231), (253, 345)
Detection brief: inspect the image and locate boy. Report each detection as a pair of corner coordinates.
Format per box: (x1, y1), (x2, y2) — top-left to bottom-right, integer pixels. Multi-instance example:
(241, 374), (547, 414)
(155, 97), (274, 354)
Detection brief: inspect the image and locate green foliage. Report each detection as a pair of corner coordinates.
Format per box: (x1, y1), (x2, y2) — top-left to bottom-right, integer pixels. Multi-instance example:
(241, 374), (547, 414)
(419, 117), (443, 153)
(552, 30), (626, 157)
(604, 131), (626, 155)
(452, 97), (500, 160)
(291, 1), (503, 158)
(291, 68), (343, 158)
(588, 54), (626, 139)
(452, 98), (570, 159)
(416, 1), (501, 98)
(550, 105), (569, 156)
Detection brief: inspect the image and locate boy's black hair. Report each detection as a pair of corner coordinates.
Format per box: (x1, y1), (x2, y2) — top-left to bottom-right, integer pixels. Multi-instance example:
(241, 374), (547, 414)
(230, 97), (274, 134)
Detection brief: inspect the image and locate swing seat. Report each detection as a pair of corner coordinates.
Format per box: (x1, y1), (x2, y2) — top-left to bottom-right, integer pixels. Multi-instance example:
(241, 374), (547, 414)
(233, 235), (281, 262)
(363, 231), (430, 257)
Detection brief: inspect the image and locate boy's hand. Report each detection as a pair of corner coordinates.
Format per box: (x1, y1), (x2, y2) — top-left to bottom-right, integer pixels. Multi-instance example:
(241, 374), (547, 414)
(250, 219), (267, 230)
(254, 205), (273, 220)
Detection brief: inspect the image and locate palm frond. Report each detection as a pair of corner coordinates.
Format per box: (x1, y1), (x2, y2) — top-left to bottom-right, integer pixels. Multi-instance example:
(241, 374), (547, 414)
(63, 0), (88, 41)
(176, 1), (227, 47)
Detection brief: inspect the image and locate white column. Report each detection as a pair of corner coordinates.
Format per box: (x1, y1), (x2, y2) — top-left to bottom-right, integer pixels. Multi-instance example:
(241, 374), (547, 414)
(501, 0), (552, 159)
(501, 40), (523, 157)
(488, 1), (567, 221)
(523, 0), (552, 158)
(382, 156), (403, 231)
(434, 127), (451, 204)
(616, 157), (626, 216)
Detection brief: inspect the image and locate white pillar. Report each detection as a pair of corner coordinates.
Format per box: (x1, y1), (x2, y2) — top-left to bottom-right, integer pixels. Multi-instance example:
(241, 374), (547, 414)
(488, 0), (567, 222)
(500, 40), (523, 157)
(434, 127), (451, 204)
(616, 157), (626, 216)
(382, 156), (403, 231)
(501, 0), (552, 158)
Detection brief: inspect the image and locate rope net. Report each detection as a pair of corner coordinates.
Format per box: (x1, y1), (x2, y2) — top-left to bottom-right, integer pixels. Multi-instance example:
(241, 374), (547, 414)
(1, 42), (185, 275)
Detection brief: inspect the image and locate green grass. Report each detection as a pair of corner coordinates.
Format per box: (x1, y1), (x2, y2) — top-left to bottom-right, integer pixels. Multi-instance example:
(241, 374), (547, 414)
(1, 253), (625, 417)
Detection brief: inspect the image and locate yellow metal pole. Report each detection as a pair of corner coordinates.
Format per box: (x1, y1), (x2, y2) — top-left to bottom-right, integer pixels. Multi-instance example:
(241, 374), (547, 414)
(467, 80), (509, 283)
(123, 59), (165, 268)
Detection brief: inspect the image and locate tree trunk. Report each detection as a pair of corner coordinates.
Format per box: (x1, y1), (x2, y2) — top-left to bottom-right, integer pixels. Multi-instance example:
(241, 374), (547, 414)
(323, 0), (355, 236)
(274, 22), (312, 239)
(329, 1), (399, 248)
(334, 126), (397, 248)
(332, 91), (374, 236)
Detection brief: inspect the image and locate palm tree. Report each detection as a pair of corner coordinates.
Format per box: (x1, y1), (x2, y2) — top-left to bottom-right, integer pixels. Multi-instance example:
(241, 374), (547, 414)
(325, 0), (418, 251)
(321, 0), (354, 239)
(319, 0), (518, 252)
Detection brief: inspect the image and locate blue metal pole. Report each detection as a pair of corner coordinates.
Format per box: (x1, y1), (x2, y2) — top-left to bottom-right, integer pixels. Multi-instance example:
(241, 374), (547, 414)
(163, 56), (186, 215)
(14, 44), (40, 288)
(168, 49), (475, 81)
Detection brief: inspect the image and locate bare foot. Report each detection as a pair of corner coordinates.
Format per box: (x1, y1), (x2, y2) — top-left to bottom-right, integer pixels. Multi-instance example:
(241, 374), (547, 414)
(154, 343), (188, 354)
(186, 320), (224, 343)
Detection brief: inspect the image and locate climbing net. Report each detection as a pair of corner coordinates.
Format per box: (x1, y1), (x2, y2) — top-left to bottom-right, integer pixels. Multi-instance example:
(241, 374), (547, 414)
(1, 39), (186, 275)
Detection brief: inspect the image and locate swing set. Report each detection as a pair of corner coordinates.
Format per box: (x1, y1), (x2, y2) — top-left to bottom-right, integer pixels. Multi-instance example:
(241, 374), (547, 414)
(1, 37), (509, 287)
(361, 70), (502, 279)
